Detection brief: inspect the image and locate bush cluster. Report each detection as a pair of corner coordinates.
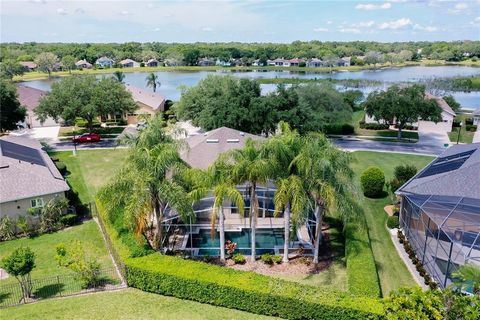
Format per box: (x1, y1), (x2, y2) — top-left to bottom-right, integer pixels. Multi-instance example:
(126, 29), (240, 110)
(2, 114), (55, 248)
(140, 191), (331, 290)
(386, 216), (399, 229)
(359, 122), (389, 130)
(55, 161), (67, 175)
(125, 254), (384, 320)
(360, 167), (385, 198)
(466, 124), (478, 132)
(232, 253), (246, 264)
(322, 124), (355, 135)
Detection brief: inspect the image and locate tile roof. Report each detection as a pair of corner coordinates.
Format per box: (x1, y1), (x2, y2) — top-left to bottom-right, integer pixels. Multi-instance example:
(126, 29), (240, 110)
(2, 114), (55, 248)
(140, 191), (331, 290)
(397, 143), (480, 199)
(180, 127), (264, 169)
(16, 86), (45, 112)
(0, 136), (69, 203)
(126, 85), (166, 111)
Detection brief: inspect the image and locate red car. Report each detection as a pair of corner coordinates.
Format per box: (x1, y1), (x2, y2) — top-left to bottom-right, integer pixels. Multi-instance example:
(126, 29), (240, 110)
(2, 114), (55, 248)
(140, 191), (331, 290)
(72, 133), (101, 143)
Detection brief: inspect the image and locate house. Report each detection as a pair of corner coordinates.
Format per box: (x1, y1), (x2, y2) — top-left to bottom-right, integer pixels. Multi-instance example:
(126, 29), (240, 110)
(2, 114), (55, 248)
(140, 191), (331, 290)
(252, 59), (266, 67)
(95, 56), (114, 68)
(289, 58), (304, 67)
(75, 59), (92, 69)
(272, 58), (290, 67)
(17, 86), (59, 128)
(307, 58), (323, 67)
(120, 59), (140, 68)
(121, 85), (166, 124)
(266, 59), (276, 66)
(337, 57), (351, 67)
(145, 59), (160, 67)
(473, 109), (480, 127)
(198, 58), (215, 66)
(396, 143), (480, 290)
(365, 93), (456, 133)
(0, 136), (69, 219)
(161, 127), (315, 255)
(215, 59), (231, 67)
(18, 61), (37, 72)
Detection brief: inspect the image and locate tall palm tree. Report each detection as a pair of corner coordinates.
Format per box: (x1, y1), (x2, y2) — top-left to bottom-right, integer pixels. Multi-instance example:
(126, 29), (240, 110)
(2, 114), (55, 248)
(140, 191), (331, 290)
(113, 71), (125, 83)
(146, 73), (161, 92)
(227, 138), (271, 262)
(292, 132), (355, 265)
(99, 115), (193, 250)
(274, 175), (309, 263)
(186, 160), (245, 262)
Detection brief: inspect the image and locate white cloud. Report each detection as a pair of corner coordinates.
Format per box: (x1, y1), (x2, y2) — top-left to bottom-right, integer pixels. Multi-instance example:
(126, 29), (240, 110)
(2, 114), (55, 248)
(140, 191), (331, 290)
(119, 10), (131, 16)
(448, 2), (469, 13)
(154, 27), (160, 32)
(413, 24), (437, 32)
(313, 27), (329, 32)
(352, 20), (375, 28)
(339, 28), (361, 34)
(471, 17), (480, 26)
(356, 3), (392, 10)
(378, 18), (412, 29)
(326, 20), (333, 25)
(56, 8), (67, 15)
(201, 27), (213, 32)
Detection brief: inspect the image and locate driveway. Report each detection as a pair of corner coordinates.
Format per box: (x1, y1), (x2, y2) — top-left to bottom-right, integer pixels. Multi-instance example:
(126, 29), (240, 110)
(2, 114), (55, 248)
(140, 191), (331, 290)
(474, 130), (480, 143)
(417, 123), (451, 150)
(10, 126), (60, 144)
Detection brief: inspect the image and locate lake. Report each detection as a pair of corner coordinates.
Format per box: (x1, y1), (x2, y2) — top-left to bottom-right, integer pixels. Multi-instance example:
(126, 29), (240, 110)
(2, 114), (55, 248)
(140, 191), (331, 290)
(21, 66), (480, 108)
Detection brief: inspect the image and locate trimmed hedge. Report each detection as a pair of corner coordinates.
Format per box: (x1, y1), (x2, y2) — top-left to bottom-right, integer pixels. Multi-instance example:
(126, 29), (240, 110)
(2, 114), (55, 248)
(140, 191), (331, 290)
(361, 167), (385, 198)
(359, 122), (389, 130)
(386, 216), (399, 229)
(323, 124), (355, 135)
(126, 254), (384, 320)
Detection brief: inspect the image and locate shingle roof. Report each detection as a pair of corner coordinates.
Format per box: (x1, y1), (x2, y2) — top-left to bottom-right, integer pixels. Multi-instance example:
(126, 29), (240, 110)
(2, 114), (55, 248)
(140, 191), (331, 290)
(126, 85), (165, 111)
(19, 61), (37, 69)
(16, 86), (45, 112)
(397, 143), (480, 199)
(0, 136), (69, 203)
(424, 93), (456, 116)
(473, 109), (480, 116)
(75, 59), (92, 67)
(180, 127), (264, 169)
(120, 58), (138, 65)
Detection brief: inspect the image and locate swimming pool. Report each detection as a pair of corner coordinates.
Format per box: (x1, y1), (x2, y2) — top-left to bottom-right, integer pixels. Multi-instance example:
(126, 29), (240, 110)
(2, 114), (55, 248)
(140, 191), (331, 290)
(190, 228), (292, 256)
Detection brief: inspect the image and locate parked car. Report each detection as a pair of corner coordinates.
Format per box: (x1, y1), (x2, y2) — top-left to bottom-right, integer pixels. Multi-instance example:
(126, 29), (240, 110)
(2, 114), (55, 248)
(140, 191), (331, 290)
(72, 133), (101, 143)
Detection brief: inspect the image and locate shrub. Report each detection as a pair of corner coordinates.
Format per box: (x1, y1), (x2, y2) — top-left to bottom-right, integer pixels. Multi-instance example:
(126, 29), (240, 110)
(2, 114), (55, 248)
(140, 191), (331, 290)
(322, 124), (355, 135)
(75, 117), (88, 127)
(55, 161), (67, 175)
(59, 213), (77, 227)
(272, 255), (283, 264)
(384, 287), (444, 320)
(386, 216), (399, 229)
(466, 124), (477, 132)
(260, 253), (273, 265)
(232, 253), (246, 264)
(126, 254), (384, 320)
(359, 122), (389, 130)
(360, 167), (385, 197)
(393, 165), (417, 184)
(0, 216), (15, 241)
(50, 156), (59, 162)
(16, 216), (30, 237)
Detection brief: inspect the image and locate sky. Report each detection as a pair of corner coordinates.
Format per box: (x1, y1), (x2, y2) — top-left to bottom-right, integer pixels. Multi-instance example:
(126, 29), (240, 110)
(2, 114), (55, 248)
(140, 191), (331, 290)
(1, 0), (479, 43)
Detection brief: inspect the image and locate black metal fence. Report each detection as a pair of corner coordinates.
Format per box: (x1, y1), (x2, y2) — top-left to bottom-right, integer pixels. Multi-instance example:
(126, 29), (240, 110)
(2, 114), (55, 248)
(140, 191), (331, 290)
(0, 267), (121, 308)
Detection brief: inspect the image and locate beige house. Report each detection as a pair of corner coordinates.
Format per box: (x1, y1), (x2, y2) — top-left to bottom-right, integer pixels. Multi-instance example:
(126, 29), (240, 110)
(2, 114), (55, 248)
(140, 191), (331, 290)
(17, 85), (59, 128)
(0, 136), (69, 219)
(123, 85), (166, 124)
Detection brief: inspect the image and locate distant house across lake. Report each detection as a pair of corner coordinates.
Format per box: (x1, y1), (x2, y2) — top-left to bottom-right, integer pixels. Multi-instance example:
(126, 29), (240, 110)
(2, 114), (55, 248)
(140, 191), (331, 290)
(75, 59), (92, 69)
(120, 58), (140, 68)
(95, 56), (114, 68)
(19, 61), (37, 72)
(145, 59), (160, 67)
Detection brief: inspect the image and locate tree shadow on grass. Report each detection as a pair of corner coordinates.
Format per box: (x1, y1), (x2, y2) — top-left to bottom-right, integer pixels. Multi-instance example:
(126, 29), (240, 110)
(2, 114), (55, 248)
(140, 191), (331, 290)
(34, 283), (64, 299)
(0, 292), (12, 305)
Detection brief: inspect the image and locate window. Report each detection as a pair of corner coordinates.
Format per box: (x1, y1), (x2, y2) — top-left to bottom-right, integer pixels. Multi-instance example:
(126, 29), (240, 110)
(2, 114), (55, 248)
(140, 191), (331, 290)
(31, 198), (44, 208)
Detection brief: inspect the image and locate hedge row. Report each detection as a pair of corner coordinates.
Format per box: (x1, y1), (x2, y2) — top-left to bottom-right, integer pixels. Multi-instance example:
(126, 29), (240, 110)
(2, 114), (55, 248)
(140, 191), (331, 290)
(126, 254), (384, 320)
(359, 122), (389, 130)
(345, 221), (382, 298)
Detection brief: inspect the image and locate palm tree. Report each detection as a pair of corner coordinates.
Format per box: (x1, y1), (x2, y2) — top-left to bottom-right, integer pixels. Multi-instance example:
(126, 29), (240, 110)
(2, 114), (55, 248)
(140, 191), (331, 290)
(227, 138), (271, 262)
(186, 160), (245, 262)
(146, 73), (161, 92)
(99, 115), (193, 250)
(113, 71), (125, 83)
(292, 132), (355, 265)
(453, 263), (480, 295)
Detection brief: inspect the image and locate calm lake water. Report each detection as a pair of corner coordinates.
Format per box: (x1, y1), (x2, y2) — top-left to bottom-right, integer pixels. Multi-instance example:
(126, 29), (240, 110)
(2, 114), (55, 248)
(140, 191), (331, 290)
(21, 66), (480, 108)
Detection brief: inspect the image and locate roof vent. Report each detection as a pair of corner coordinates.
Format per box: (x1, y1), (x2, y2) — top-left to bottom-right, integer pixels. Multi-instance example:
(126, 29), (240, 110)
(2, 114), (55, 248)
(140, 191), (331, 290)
(239, 132), (245, 136)
(227, 139), (240, 143)
(206, 139), (219, 143)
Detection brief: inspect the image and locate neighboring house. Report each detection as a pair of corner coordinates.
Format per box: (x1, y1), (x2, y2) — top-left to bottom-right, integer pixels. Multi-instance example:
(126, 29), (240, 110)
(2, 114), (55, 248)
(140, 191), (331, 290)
(252, 59), (266, 67)
(161, 127), (315, 255)
(307, 58), (323, 67)
(0, 136), (70, 219)
(364, 93), (456, 133)
(120, 59), (140, 68)
(215, 59), (231, 67)
(266, 59), (276, 66)
(198, 58), (215, 66)
(473, 109), (480, 127)
(17, 86), (59, 128)
(18, 61), (37, 72)
(145, 59), (160, 67)
(75, 59), (92, 69)
(122, 85), (166, 124)
(289, 58), (304, 67)
(396, 143), (480, 291)
(272, 58), (290, 67)
(337, 57), (351, 67)
(95, 56), (114, 68)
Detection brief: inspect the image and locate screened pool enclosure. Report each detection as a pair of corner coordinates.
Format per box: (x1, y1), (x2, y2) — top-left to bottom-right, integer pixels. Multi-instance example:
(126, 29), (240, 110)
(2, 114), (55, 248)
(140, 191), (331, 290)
(400, 194), (480, 289)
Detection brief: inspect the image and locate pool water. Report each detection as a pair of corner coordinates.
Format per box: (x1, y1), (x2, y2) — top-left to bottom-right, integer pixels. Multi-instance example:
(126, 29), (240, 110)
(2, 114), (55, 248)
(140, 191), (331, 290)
(190, 228), (291, 256)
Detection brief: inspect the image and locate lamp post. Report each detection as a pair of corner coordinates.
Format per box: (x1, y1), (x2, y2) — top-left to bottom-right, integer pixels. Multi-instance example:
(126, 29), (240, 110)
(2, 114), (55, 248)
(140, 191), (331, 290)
(456, 121), (463, 145)
(72, 125), (78, 156)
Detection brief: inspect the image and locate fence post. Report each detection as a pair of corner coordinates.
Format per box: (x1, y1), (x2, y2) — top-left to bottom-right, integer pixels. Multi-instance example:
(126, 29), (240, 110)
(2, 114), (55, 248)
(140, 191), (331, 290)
(57, 276), (62, 297)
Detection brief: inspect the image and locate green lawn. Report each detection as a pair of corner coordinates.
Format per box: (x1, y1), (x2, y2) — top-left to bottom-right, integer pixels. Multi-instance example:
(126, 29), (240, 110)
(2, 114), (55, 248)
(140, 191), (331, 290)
(350, 151), (434, 296)
(0, 288), (276, 320)
(0, 221), (114, 285)
(448, 127), (475, 144)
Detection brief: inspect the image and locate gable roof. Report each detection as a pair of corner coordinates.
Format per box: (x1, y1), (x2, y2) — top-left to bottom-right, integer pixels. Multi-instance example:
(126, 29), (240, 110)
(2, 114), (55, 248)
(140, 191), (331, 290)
(19, 61), (37, 69)
(397, 143), (480, 199)
(120, 58), (138, 65)
(96, 56), (113, 63)
(425, 93), (456, 116)
(16, 86), (45, 112)
(180, 127), (264, 169)
(125, 85), (166, 111)
(75, 59), (92, 67)
(0, 136), (69, 203)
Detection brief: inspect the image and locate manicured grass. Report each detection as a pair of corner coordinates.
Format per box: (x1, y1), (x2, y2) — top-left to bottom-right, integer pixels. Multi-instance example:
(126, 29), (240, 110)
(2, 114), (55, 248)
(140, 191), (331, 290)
(351, 110), (365, 130)
(0, 288), (277, 320)
(355, 128), (418, 140)
(448, 127), (475, 144)
(0, 221), (114, 285)
(50, 149), (128, 203)
(350, 151), (434, 296)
